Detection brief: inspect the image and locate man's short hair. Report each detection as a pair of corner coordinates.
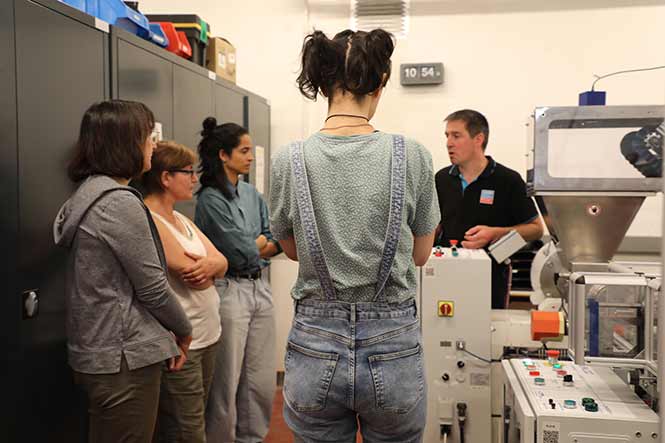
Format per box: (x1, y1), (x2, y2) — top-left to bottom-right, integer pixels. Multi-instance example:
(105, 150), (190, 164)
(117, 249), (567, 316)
(445, 109), (489, 150)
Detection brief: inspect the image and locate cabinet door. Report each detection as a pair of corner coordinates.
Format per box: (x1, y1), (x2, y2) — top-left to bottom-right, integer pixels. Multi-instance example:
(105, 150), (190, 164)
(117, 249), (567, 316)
(173, 65), (214, 218)
(215, 83), (245, 126)
(173, 65), (214, 150)
(247, 96), (271, 198)
(116, 36), (174, 138)
(13, 0), (108, 441)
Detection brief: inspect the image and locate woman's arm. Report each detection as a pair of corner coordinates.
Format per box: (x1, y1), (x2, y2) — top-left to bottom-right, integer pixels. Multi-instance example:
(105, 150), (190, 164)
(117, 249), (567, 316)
(190, 221), (229, 279)
(96, 192), (192, 338)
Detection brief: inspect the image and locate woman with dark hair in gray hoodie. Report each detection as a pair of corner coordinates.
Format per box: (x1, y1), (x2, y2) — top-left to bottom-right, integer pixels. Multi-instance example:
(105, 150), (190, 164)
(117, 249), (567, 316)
(53, 100), (193, 443)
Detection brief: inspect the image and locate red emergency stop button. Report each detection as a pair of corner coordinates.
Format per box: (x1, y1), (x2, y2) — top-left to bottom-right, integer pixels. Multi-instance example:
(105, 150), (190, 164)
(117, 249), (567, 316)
(438, 301), (454, 317)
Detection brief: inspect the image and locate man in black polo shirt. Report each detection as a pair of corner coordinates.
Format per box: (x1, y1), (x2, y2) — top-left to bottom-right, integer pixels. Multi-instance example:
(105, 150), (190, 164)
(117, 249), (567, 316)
(435, 109), (543, 309)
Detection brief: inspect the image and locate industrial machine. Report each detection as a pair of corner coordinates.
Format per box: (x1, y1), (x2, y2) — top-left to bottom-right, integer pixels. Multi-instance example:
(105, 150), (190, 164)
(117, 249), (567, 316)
(421, 105), (665, 443)
(421, 246), (492, 443)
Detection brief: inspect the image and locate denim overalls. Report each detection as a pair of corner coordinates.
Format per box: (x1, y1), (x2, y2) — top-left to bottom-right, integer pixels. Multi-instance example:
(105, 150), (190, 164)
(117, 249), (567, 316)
(282, 135), (427, 443)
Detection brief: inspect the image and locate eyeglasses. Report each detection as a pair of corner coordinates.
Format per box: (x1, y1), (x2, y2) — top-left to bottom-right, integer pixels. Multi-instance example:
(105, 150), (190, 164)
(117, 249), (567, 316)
(169, 169), (196, 177)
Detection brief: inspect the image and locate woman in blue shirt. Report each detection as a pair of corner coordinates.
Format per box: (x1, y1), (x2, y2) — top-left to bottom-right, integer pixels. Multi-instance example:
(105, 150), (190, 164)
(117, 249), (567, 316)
(195, 119), (279, 443)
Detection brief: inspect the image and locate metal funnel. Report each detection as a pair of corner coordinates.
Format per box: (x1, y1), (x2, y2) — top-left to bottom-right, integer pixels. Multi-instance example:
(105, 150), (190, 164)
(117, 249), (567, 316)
(535, 195), (645, 267)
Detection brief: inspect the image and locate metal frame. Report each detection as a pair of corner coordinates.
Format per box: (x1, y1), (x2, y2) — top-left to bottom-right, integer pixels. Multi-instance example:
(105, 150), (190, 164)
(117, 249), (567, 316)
(567, 271), (651, 365)
(529, 105), (664, 192)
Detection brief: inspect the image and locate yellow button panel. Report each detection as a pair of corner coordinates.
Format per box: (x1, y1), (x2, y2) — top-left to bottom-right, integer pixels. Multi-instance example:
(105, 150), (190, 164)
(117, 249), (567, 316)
(438, 301), (454, 317)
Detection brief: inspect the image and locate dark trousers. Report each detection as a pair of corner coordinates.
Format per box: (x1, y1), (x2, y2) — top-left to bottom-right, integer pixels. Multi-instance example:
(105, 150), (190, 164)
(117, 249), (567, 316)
(74, 356), (162, 443)
(156, 341), (219, 443)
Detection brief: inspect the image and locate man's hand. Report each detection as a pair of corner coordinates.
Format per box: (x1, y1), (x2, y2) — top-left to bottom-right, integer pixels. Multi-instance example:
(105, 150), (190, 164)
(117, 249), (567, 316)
(181, 252), (218, 286)
(462, 225), (500, 249)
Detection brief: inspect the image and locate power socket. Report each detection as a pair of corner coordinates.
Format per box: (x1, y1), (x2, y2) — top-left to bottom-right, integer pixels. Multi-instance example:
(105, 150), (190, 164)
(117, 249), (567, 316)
(456, 340), (465, 351)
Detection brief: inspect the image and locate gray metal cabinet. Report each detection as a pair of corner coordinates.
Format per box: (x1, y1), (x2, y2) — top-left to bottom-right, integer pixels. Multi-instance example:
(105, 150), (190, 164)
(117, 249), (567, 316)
(3, 0), (108, 440)
(215, 81), (246, 126)
(173, 64), (214, 217)
(246, 94), (271, 198)
(173, 64), (214, 153)
(114, 36), (175, 138)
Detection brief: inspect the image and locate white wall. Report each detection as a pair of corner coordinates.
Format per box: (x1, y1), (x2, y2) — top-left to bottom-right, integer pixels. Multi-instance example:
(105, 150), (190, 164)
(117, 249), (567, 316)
(308, 4), (665, 237)
(138, 0), (310, 152)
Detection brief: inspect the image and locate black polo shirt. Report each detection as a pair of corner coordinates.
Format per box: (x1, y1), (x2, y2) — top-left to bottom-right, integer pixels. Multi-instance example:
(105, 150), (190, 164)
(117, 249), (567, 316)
(435, 156), (538, 308)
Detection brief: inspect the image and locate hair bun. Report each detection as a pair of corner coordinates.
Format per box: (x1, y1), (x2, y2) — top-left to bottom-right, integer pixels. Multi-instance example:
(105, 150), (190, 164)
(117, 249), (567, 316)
(202, 117), (218, 137)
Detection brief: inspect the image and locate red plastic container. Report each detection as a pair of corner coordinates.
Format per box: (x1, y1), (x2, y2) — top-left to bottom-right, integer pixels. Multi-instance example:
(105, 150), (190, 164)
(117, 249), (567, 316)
(153, 22), (192, 59)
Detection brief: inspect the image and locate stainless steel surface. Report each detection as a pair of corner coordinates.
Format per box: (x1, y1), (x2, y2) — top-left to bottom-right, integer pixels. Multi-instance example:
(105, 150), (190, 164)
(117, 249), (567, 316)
(573, 279), (586, 365)
(530, 240), (565, 303)
(644, 286), (653, 367)
(537, 194), (644, 266)
(529, 105), (663, 193)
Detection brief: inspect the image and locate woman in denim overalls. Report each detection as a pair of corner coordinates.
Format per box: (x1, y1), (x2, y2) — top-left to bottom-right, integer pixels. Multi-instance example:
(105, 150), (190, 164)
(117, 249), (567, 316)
(269, 29), (439, 443)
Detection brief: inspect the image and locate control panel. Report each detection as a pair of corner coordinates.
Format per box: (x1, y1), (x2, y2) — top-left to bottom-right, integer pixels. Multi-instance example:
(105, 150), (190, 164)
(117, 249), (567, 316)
(503, 358), (659, 442)
(420, 247), (492, 443)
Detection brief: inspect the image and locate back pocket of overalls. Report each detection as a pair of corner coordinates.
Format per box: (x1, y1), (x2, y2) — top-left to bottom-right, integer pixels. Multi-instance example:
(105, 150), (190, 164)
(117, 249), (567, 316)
(283, 341), (339, 412)
(284, 342), (339, 412)
(368, 344), (424, 414)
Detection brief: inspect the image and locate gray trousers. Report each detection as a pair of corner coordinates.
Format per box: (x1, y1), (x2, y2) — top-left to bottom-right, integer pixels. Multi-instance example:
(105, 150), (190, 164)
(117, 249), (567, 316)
(205, 274), (276, 443)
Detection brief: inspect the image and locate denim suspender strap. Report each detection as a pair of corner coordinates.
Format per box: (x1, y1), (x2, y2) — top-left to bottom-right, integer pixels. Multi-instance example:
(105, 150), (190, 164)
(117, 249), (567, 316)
(289, 141), (337, 300)
(289, 135), (406, 303)
(373, 135), (406, 302)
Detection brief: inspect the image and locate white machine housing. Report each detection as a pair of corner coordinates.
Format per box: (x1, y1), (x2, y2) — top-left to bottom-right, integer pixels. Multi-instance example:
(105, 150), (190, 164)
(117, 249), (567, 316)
(420, 247), (492, 443)
(502, 359), (659, 442)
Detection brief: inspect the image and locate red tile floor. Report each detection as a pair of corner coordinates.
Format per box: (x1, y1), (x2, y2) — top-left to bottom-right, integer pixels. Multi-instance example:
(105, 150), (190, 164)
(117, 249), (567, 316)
(264, 388), (361, 443)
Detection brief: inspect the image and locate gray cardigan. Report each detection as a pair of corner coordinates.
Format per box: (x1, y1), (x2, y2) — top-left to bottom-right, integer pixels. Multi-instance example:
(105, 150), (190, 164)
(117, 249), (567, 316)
(54, 175), (192, 374)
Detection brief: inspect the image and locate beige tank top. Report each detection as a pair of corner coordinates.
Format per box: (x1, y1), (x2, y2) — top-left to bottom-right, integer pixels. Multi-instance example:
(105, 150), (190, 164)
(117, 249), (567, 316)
(151, 210), (221, 350)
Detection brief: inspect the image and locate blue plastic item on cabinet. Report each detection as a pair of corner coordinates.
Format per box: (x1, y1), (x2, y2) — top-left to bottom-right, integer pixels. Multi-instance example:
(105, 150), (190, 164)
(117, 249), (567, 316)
(148, 23), (169, 48)
(58, 0), (86, 12)
(86, 0), (150, 38)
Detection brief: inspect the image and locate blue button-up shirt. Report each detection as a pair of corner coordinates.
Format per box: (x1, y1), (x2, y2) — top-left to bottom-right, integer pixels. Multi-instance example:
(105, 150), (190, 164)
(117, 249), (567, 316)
(195, 181), (274, 274)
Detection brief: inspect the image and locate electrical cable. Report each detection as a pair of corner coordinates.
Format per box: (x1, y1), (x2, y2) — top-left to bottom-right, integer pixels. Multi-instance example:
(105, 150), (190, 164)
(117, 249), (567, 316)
(591, 65), (665, 91)
(462, 348), (498, 364)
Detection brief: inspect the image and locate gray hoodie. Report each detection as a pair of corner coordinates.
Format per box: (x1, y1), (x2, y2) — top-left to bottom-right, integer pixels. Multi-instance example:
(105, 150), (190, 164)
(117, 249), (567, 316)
(54, 175), (192, 374)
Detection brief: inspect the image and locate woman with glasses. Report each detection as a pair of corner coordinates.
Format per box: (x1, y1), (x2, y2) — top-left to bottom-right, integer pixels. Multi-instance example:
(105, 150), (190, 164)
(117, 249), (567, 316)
(142, 141), (228, 443)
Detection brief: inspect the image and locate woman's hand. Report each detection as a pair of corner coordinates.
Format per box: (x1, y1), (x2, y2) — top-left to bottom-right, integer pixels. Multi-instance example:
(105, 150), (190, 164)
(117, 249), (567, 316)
(181, 252), (225, 286)
(255, 234), (268, 250)
(167, 334), (192, 371)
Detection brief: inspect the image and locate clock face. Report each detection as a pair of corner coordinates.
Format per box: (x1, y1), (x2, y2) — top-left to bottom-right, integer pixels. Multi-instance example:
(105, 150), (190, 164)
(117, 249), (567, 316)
(400, 63), (444, 86)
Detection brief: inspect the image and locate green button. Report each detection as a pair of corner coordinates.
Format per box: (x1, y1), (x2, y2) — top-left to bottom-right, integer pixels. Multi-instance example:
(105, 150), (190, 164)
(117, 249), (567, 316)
(553, 363), (562, 369)
(582, 397), (595, 405)
(564, 400), (576, 408)
(584, 403), (598, 412)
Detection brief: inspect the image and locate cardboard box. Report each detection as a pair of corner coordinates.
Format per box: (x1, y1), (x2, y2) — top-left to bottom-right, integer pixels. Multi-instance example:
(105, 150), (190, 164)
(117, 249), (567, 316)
(206, 37), (236, 83)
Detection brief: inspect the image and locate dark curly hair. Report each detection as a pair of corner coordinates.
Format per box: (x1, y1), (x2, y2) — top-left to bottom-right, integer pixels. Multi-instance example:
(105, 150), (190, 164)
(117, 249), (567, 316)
(296, 28), (395, 102)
